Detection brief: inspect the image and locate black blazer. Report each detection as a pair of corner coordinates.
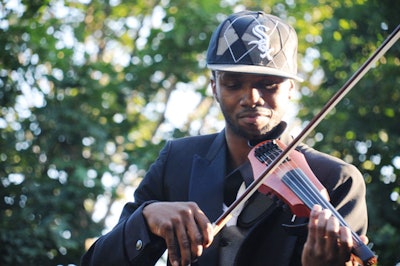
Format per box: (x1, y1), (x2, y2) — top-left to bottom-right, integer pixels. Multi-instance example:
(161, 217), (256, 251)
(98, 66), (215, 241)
(82, 130), (368, 265)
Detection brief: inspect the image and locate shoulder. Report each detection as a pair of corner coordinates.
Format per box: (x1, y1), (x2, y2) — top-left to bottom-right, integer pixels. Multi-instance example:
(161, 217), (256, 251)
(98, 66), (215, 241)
(169, 132), (220, 146)
(164, 131), (225, 158)
(296, 143), (363, 191)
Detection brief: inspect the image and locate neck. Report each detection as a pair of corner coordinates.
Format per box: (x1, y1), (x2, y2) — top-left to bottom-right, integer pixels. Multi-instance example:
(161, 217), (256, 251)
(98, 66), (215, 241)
(224, 128), (252, 171)
(224, 122), (288, 171)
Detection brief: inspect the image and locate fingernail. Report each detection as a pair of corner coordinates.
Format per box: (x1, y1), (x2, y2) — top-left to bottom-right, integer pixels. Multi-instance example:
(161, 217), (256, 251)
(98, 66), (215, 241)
(324, 209), (332, 217)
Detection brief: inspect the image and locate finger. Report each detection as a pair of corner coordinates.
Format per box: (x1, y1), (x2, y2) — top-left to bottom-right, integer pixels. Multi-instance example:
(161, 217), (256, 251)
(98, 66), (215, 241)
(163, 224), (181, 266)
(339, 226), (353, 248)
(193, 208), (214, 247)
(317, 208), (332, 233)
(325, 215), (340, 259)
(184, 211), (205, 258)
(302, 205), (324, 265)
(315, 208), (332, 250)
(338, 226), (353, 263)
(359, 234), (369, 245)
(174, 221), (192, 266)
(308, 205), (323, 244)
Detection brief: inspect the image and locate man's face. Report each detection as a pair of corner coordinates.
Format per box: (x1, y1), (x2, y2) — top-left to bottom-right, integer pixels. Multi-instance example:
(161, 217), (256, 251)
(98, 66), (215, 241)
(211, 71), (294, 140)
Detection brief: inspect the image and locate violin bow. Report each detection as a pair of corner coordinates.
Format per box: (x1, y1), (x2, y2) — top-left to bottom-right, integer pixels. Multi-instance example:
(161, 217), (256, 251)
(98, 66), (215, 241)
(213, 24), (400, 235)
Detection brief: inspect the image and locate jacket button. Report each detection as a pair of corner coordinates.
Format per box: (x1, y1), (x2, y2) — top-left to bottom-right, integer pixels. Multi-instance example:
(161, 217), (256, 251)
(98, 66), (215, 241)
(136, 240), (143, 250)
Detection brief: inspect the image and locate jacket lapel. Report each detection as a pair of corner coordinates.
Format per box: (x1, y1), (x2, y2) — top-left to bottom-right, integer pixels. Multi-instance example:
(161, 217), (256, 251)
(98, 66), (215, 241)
(188, 131), (226, 221)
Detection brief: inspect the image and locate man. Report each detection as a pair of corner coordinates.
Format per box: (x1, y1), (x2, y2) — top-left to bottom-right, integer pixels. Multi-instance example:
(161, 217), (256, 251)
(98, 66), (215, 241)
(82, 10), (369, 266)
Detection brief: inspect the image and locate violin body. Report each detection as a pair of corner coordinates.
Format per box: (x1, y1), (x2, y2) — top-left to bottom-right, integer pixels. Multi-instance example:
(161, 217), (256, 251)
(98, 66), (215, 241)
(248, 139), (330, 217)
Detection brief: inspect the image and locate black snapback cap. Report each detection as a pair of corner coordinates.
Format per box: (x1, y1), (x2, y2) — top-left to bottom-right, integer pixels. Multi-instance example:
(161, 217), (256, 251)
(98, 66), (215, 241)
(207, 10), (303, 82)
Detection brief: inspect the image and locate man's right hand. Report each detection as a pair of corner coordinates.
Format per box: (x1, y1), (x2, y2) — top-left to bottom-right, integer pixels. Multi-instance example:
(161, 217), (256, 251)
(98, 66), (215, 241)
(143, 201), (214, 266)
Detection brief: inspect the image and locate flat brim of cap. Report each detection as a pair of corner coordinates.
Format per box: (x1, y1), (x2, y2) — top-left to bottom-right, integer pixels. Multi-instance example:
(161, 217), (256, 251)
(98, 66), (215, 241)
(207, 64), (304, 82)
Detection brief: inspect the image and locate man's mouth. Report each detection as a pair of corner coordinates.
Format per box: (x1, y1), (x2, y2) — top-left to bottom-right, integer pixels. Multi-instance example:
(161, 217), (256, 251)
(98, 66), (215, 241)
(239, 111), (270, 124)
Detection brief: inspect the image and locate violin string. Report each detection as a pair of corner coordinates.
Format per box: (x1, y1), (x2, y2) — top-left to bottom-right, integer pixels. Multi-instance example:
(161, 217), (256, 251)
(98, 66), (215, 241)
(259, 145), (364, 246)
(262, 154), (363, 247)
(280, 169), (363, 246)
(263, 148), (363, 245)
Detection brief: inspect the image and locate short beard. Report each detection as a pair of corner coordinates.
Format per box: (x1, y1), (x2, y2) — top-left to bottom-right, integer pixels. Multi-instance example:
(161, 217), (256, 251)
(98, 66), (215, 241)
(222, 108), (278, 141)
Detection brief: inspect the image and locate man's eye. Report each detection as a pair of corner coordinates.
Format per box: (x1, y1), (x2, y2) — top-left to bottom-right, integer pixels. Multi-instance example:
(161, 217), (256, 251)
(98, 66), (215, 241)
(262, 83), (279, 90)
(225, 83), (241, 89)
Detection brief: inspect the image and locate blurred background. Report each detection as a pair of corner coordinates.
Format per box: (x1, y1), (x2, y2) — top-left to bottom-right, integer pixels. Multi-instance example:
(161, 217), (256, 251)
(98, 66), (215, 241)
(0, 0), (399, 265)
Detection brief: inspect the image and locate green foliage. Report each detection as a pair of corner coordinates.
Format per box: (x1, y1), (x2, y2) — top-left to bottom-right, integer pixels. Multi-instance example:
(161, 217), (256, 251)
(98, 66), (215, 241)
(0, 0), (228, 264)
(0, 0), (399, 264)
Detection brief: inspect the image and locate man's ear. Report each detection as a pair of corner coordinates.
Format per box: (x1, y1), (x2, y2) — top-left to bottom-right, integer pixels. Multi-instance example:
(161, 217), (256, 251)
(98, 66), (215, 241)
(288, 79), (295, 100)
(211, 79), (219, 102)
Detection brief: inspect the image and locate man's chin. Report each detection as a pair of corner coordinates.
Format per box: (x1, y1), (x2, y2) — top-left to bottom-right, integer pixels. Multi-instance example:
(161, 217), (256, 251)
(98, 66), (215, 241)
(228, 122), (274, 141)
(248, 128), (273, 139)
(241, 131), (268, 142)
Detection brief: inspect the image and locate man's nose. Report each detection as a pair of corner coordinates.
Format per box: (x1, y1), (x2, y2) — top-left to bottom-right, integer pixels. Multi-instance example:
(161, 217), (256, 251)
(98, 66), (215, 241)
(240, 88), (265, 108)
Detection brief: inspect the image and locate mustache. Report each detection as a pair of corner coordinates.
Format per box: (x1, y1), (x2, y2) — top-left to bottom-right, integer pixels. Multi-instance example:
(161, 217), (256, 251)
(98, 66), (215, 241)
(237, 107), (273, 118)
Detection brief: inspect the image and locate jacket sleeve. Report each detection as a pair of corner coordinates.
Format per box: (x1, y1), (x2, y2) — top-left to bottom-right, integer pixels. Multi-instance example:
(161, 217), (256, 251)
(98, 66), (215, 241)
(81, 143), (173, 265)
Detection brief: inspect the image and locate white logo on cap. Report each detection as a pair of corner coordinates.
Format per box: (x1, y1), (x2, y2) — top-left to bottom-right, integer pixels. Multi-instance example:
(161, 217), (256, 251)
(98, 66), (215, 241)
(248, 24), (274, 60)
